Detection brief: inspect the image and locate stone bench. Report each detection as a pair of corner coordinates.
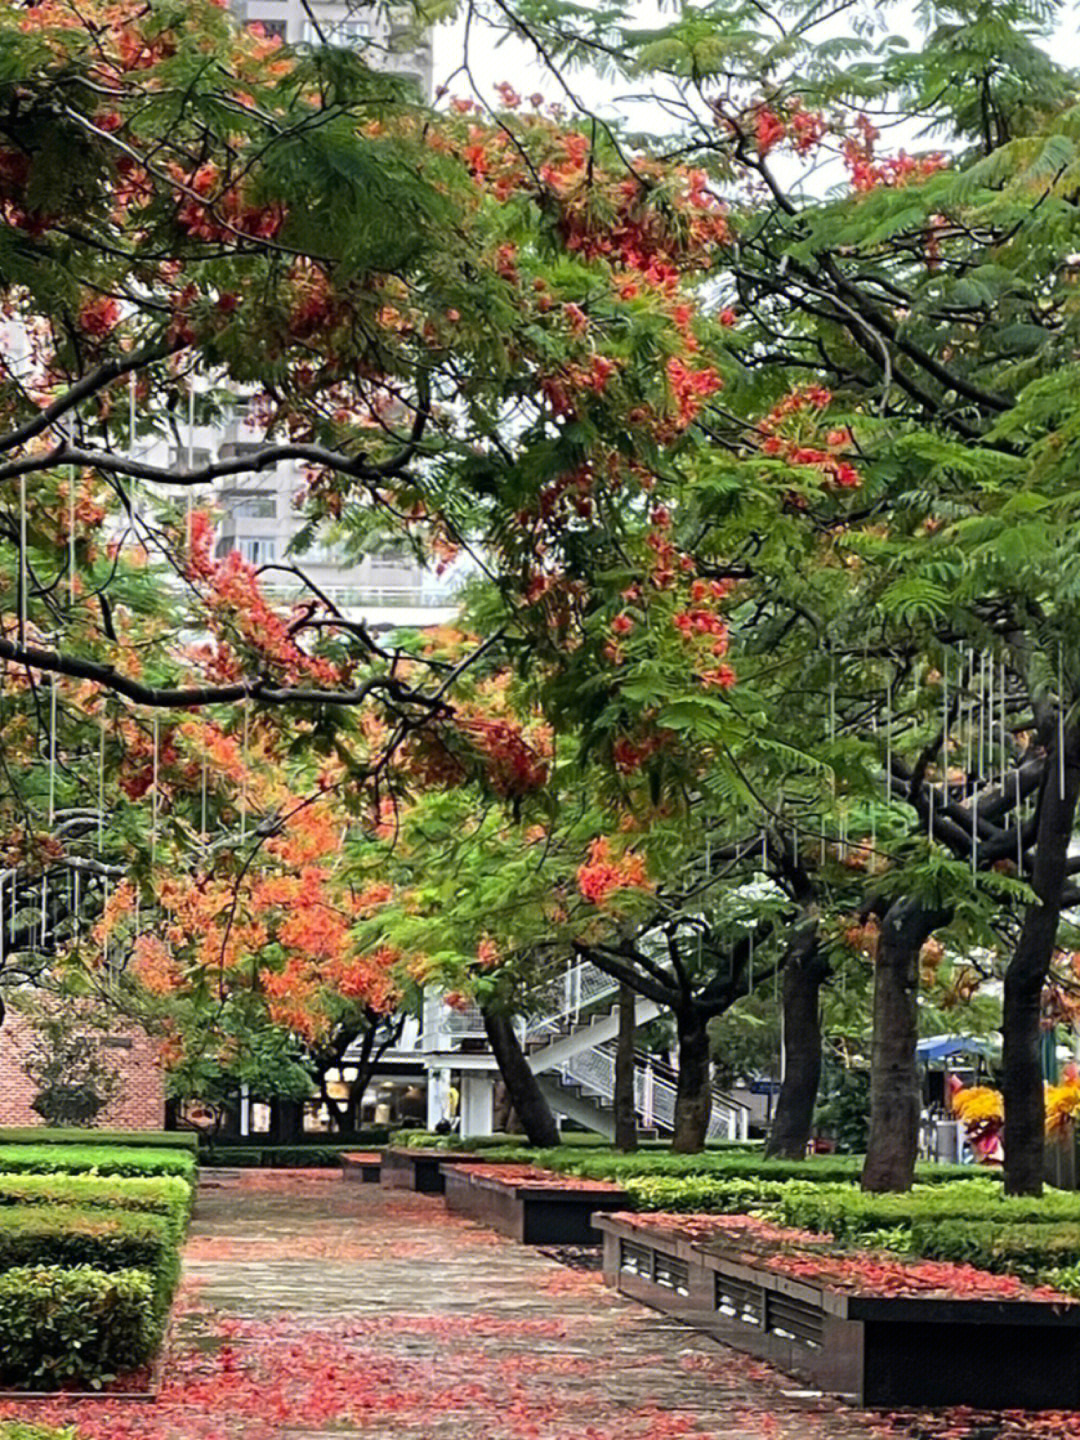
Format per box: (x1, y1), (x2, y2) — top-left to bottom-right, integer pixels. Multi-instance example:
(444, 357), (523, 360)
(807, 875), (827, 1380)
(444, 1163), (629, 1245)
(380, 1147), (496, 1194)
(340, 1151), (382, 1183)
(595, 1211), (1080, 1410)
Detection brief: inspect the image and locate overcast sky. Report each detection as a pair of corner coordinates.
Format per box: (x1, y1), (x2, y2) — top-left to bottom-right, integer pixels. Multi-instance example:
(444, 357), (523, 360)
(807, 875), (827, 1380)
(428, 1), (1080, 131)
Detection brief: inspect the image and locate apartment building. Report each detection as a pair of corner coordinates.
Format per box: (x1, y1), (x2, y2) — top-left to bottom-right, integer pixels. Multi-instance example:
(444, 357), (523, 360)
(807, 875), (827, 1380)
(230, 0), (433, 94)
(206, 2), (455, 628)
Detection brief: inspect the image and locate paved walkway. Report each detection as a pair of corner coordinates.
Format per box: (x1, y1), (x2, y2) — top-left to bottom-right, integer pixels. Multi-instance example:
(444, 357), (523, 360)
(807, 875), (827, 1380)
(3, 1170), (1079, 1440)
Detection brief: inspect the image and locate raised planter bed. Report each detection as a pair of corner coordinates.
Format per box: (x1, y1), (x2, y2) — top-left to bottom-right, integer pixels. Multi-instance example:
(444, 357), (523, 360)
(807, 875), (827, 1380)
(340, 1151), (382, 1183)
(596, 1212), (1080, 1410)
(443, 1163), (629, 1244)
(380, 1147), (496, 1194)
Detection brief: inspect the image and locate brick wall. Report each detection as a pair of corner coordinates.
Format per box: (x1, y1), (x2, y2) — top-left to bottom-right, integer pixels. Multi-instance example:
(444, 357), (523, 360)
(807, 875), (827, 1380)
(0, 1006), (166, 1131)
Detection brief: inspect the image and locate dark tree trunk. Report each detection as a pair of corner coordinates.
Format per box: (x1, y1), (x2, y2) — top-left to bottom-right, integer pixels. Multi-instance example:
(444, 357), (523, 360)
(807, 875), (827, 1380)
(1004, 736), (1080, 1195)
(672, 1006), (712, 1153)
(614, 983), (638, 1152)
(268, 1096), (304, 1145)
(862, 898), (947, 1192)
(482, 1008), (560, 1147)
(766, 922), (826, 1160)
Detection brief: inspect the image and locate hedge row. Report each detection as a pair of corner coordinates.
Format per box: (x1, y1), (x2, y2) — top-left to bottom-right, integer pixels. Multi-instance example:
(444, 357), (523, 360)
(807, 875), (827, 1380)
(477, 1147), (981, 1185)
(0, 1143), (195, 1390)
(199, 1144), (372, 1168)
(0, 1205), (179, 1321)
(0, 1144), (196, 1181)
(0, 1265), (156, 1389)
(774, 1181), (1080, 1239)
(910, 1219), (1080, 1275)
(0, 1172), (191, 1236)
(0, 1426), (78, 1440)
(0, 1128), (197, 1152)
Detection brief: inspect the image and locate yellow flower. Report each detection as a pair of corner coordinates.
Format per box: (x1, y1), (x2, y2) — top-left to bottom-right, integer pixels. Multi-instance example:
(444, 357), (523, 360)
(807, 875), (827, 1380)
(951, 1086), (1004, 1126)
(1046, 1080), (1080, 1139)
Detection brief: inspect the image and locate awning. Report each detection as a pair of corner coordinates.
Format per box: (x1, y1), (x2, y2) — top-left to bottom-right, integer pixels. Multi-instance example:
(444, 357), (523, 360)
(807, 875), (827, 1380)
(916, 1034), (992, 1062)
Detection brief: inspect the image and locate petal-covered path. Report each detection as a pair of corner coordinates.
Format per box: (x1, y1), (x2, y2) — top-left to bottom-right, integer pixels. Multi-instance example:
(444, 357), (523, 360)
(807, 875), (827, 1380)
(4, 1169), (1080, 1440)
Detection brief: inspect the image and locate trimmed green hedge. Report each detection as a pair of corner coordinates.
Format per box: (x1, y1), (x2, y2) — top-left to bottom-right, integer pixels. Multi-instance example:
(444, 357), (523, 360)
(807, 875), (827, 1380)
(0, 1144), (196, 1181)
(0, 1426), (78, 1439)
(0, 1265), (155, 1389)
(623, 1174), (801, 1213)
(0, 1205), (179, 1318)
(0, 1173), (191, 1236)
(199, 1144), (376, 1168)
(0, 1128), (196, 1151)
(776, 1182), (1080, 1239)
(911, 1219), (1080, 1275)
(474, 1147), (982, 1185)
(387, 1130), (760, 1154)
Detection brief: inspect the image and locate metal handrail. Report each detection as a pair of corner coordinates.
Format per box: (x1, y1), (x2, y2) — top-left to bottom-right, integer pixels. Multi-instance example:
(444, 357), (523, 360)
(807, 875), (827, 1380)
(559, 1046), (747, 1141)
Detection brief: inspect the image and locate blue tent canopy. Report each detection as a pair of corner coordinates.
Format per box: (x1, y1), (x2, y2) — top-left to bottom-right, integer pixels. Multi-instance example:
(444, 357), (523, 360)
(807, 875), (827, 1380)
(916, 1034), (992, 1063)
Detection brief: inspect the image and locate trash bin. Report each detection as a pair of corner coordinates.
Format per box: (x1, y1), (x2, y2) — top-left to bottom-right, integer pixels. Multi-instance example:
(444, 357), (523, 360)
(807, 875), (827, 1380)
(934, 1119), (962, 1163)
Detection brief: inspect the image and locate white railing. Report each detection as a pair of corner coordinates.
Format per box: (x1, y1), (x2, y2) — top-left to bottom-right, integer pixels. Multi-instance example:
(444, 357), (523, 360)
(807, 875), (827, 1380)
(559, 1047), (748, 1142)
(260, 583), (461, 609)
(419, 992), (486, 1051)
(521, 959), (620, 1042)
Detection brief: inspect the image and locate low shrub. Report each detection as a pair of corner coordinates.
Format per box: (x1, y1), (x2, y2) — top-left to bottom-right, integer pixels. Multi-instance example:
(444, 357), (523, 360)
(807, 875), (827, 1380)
(911, 1219), (1080, 1276)
(199, 1144), (376, 1168)
(776, 1181), (1080, 1239)
(0, 1173), (191, 1237)
(0, 1205), (179, 1317)
(0, 1425), (79, 1439)
(0, 1265), (155, 1389)
(388, 1131), (527, 1151)
(622, 1174), (802, 1213)
(0, 1128), (196, 1151)
(0, 1144), (196, 1181)
(474, 1147), (981, 1186)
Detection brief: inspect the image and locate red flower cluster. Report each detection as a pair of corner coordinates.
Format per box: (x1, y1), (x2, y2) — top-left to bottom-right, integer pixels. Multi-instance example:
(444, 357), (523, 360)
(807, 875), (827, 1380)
(577, 836), (651, 905)
(457, 717), (550, 799)
(169, 160), (285, 242)
(758, 386), (861, 490)
(842, 114), (947, 192)
(752, 101), (826, 157)
(666, 355), (722, 428)
(77, 294), (121, 336)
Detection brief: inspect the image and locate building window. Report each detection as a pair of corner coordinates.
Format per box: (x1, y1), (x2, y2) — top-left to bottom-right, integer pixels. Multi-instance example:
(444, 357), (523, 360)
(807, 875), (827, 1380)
(222, 489), (276, 519)
(370, 548), (413, 573)
(235, 536), (278, 565)
(303, 18), (377, 45)
(169, 446), (212, 471)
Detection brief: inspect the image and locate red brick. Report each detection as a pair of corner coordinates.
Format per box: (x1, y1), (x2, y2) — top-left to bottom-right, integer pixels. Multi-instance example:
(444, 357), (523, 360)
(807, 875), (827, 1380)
(0, 1005), (166, 1131)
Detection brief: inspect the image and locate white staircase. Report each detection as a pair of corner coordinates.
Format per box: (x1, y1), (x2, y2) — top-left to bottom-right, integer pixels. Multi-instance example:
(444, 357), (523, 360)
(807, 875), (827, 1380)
(414, 959), (751, 1142)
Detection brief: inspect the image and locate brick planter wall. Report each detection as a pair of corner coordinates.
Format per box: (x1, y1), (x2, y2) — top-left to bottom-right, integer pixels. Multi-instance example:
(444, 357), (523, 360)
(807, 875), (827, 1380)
(0, 1008), (166, 1131)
